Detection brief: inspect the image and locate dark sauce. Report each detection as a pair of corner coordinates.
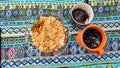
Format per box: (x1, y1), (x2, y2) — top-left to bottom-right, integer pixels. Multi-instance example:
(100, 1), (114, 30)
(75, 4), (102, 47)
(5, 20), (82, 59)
(83, 28), (102, 49)
(72, 8), (89, 24)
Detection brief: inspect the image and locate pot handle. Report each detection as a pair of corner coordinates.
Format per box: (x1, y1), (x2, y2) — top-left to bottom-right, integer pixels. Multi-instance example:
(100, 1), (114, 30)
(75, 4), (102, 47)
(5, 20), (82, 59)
(94, 49), (104, 55)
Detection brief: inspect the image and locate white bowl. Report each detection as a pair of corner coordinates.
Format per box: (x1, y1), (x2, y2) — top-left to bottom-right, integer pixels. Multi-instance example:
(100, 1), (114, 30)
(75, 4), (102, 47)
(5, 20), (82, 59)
(71, 3), (94, 25)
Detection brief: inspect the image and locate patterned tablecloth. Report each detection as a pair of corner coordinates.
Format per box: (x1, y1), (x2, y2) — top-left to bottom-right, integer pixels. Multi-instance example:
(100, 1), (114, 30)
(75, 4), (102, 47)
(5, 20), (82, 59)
(0, 0), (120, 68)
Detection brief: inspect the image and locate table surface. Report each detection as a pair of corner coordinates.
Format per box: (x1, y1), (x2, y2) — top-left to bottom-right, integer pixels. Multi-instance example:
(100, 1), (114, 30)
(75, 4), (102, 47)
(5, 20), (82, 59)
(0, 0), (120, 68)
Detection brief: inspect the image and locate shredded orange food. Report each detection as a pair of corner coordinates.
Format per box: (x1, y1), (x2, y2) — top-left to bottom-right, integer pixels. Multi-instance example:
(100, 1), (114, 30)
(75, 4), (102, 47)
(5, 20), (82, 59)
(32, 16), (67, 53)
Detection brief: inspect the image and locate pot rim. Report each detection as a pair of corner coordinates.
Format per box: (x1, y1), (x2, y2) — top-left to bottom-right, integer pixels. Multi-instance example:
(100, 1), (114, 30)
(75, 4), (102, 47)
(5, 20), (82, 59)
(80, 25), (107, 51)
